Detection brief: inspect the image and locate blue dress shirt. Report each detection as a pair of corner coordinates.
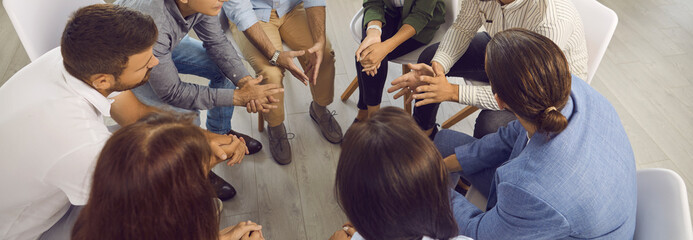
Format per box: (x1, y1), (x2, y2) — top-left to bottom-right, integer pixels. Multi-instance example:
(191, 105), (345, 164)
(223, 0), (326, 31)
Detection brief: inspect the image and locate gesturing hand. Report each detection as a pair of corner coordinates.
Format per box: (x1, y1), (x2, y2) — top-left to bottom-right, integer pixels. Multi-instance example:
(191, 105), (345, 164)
(234, 75), (284, 113)
(413, 62), (458, 106)
(304, 41), (325, 86)
(355, 34), (380, 62)
(359, 41), (391, 77)
(219, 220), (264, 240)
(221, 134), (248, 167)
(277, 50), (310, 85)
(206, 133), (248, 167)
(329, 222), (356, 240)
(387, 63), (435, 102)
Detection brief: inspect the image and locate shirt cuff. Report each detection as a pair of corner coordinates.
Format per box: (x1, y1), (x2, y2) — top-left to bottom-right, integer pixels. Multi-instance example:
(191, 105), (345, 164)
(458, 84), (475, 105)
(431, 53), (455, 74)
(223, 2), (259, 32)
(215, 88), (236, 106)
(303, 0), (326, 8)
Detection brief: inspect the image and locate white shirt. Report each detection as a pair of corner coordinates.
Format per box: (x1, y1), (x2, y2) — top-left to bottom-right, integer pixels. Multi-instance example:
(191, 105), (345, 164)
(434, 0), (588, 110)
(0, 48), (118, 240)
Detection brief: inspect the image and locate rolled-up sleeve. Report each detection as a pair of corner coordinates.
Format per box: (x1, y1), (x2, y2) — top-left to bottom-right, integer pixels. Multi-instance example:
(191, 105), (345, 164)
(401, 0), (437, 34)
(194, 14), (250, 85)
(303, 0), (325, 8)
(148, 33), (236, 110)
(223, 0), (258, 32)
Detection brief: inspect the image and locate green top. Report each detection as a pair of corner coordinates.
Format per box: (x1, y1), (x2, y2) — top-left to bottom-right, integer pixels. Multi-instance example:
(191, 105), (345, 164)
(362, 0), (446, 43)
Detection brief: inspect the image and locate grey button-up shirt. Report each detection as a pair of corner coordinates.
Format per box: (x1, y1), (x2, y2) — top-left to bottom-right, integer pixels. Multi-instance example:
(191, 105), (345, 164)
(116, 0), (250, 110)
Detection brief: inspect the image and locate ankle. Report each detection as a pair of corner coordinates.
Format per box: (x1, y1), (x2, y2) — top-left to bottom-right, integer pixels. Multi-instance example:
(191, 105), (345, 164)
(312, 101), (326, 110)
(356, 109), (368, 121)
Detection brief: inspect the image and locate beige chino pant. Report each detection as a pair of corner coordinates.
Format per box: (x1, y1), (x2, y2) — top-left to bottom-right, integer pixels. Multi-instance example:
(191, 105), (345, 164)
(230, 3), (336, 127)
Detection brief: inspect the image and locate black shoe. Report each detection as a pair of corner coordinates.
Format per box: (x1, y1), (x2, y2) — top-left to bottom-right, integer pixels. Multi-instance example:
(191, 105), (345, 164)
(226, 130), (262, 155)
(208, 171), (236, 201)
(454, 177), (471, 196)
(428, 125), (439, 141)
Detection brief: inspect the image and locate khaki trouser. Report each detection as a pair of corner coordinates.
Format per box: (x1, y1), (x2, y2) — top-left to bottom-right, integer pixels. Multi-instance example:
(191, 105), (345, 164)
(231, 4), (336, 127)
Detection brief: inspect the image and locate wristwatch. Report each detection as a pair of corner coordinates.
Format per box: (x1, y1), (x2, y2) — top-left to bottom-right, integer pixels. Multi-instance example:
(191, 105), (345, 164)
(269, 50), (281, 66)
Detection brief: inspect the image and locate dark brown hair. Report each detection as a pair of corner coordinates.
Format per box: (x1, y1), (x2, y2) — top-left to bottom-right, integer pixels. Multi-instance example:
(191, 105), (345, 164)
(336, 107), (458, 240)
(485, 28), (572, 134)
(61, 4), (157, 82)
(72, 113), (219, 240)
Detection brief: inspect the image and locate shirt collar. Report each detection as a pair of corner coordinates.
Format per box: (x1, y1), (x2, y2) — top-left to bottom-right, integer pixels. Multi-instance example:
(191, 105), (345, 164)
(61, 63), (118, 117)
(166, 0), (195, 25)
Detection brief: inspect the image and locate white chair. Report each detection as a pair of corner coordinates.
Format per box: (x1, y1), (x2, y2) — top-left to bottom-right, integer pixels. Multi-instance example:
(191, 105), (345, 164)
(3, 0), (104, 61)
(441, 0), (619, 128)
(571, 0), (618, 84)
(340, 0), (460, 114)
(635, 168), (693, 240)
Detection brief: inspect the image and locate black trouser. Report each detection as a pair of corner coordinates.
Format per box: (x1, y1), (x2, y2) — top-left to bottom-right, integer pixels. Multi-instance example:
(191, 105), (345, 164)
(356, 9), (426, 110)
(413, 32), (517, 138)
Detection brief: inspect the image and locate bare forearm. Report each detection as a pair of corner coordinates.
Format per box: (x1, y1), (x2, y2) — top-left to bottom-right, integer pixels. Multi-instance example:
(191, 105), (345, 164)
(243, 23), (278, 59)
(383, 24), (416, 51)
(110, 90), (161, 126)
(444, 154), (462, 172)
(306, 6), (326, 45)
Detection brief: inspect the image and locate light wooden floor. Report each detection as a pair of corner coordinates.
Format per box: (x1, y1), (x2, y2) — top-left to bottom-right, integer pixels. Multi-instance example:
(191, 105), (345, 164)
(1, 0), (692, 239)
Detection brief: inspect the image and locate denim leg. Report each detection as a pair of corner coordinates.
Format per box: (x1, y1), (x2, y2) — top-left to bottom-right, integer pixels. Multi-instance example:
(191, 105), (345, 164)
(434, 129), (496, 198)
(172, 36), (236, 134)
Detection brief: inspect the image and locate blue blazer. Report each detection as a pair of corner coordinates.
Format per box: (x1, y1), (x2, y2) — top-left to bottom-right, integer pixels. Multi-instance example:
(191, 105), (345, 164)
(450, 76), (637, 239)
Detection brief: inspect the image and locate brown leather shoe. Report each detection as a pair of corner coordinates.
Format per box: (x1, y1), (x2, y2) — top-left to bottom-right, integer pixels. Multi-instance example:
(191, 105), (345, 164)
(267, 123), (293, 165)
(309, 102), (343, 144)
(208, 171), (236, 201)
(226, 129), (262, 155)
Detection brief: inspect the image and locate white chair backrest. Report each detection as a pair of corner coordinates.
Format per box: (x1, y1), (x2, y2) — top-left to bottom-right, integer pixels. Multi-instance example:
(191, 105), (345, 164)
(571, 0), (617, 84)
(635, 168), (693, 240)
(350, 0), (460, 44)
(3, 0), (104, 61)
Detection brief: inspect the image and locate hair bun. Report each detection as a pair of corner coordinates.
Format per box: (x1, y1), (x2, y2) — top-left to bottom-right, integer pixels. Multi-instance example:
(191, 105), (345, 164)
(539, 107), (567, 133)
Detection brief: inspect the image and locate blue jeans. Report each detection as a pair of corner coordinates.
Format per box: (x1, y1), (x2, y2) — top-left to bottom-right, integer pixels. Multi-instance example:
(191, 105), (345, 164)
(434, 129), (496, 199)
(132, 36), (235, 134)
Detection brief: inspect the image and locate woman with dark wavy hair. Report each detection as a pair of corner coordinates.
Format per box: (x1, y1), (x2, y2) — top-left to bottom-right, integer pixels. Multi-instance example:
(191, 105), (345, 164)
(72, 113), (264, 240)
(435, 29), (636, 239)
(330, 107), (471, 240)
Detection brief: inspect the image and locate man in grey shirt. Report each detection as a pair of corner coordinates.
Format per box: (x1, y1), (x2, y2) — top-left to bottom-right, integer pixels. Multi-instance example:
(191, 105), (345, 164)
(117, 0), (282, 200)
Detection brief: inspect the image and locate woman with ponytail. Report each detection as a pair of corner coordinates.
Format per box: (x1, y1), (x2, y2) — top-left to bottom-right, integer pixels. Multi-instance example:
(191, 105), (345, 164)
(434, 29), (637, 239)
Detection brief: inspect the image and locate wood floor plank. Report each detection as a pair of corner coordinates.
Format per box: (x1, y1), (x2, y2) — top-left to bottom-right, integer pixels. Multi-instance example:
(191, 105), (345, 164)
(285, 113), (348, 240)
(254, 152), (307, 240)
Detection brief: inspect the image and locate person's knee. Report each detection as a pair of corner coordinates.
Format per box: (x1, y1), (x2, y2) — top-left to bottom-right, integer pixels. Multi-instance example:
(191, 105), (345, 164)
(473, 110), (513, 138)
(433, 129), (458, 156)
(256, 67), (284, 84)
(417, 44), (438, 64)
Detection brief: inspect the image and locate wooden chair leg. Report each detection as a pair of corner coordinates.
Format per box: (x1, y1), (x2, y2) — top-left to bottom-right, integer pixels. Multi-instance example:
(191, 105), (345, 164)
(258, 113), (264, 132)
(341, 76), (359, 101)
(402, 64), (412, 114)
(441, 106), (479, 129)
